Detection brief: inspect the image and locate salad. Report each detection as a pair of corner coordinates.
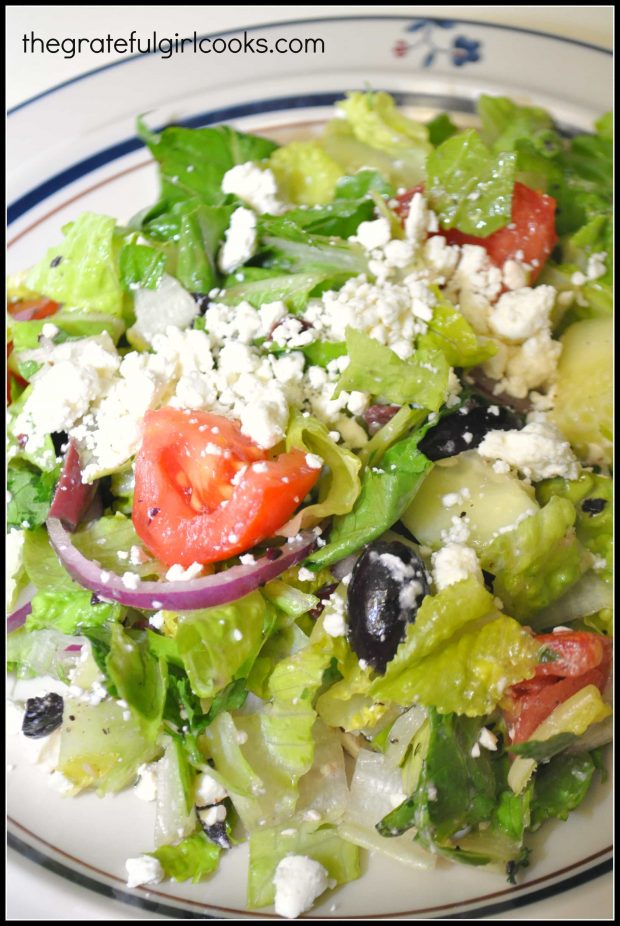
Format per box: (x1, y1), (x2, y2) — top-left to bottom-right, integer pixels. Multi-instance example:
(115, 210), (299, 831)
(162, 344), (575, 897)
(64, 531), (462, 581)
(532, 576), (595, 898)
(6, 91), (612, 919)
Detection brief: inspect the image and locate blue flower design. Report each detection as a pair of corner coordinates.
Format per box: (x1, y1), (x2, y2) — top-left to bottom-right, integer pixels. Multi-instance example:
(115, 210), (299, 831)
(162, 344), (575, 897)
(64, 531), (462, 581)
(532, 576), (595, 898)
(406, 19), (455, 32)
(451, 35), (482, 67)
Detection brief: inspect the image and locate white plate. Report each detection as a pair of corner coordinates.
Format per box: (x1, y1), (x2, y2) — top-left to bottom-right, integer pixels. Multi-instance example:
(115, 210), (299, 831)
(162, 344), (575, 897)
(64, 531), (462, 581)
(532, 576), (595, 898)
(7, 13), (613, 920)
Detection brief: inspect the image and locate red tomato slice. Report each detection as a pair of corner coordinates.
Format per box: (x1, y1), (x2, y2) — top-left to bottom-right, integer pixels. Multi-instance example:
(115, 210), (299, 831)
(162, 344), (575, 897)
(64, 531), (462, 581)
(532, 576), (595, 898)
(504, 632), (611, 744)
(8, 298), (60, 320)
(132, 408), (321, 567)
(442, 182), (558, 280)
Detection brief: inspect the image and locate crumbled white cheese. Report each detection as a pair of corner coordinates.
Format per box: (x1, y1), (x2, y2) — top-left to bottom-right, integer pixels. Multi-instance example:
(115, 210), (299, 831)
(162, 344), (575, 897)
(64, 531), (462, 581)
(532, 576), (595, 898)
(488, 285), (556, 342)
(477, 416), (579, 481)
(198, 804), (227, 827)
(354, 216), (391, 251)
(125, 855), (164, 889)
(130, 274), (200, 347)
(586, 252), (607, 280)
(478, 727), (498, 751)
(134, 762), (159, 802)
(195, 770), (227, 807)
(218, 207), (257, 273)
(502, 259), (529, 291)
(41, 322), (59, 339)
(297, 566), (316, 583)
(273, 855), (333, 919)
(48, 771), (76, 796)
(431, 543), (482, 591)
(221, 162), (285, 215)
(165, 562), (204, 582)
(322, 586), (347, 637)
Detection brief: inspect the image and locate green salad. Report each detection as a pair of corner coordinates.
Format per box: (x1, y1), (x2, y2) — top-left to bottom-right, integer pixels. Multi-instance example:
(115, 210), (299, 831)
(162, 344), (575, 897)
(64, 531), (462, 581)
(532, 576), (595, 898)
(7, 91), (612, 918)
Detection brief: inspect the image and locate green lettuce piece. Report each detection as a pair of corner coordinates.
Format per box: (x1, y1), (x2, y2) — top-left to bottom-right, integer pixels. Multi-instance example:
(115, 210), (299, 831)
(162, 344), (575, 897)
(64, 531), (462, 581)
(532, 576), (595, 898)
(7, 627), (78, 682)
(119, 242), (165, 291)
(480, 496), (591, 621)
(321, 118), (418, 187)
(510, 733), (578, 762)
(260, 228), (368, 276)
(335, 327), (449, 411)
(9, 308), (125, 352)
(137, 119), (278, 214)
(337, 91), (431, 184)
(177, 591), (275, 699)
(247, 624), (310, 699)
(286, 412), (361, 528)
(269, 141), (343, 205)
(370, 580), (538, 716)
(7, 461), (60, 530)
(58, 695), (160, 795)
(583, 609), (613, 637)
(248, 822), (360, 908)
(549, 123), (612, 236)
(262, 199), (376, 239)
(26, 213), (125, 316)
(262, 581), (318, 621)
(308, 420), (432, 568)
(216, 270), (341, 314)
(537, 472), (612, 583)
(26, 585), (122, 635)
(151, 831), (220, 883)
(73, 513), (164, 579)
(427, 113), (458, 147)
(106, 625), (167, 740)
(301, 340), (347, 368)
(530, 753), (597, 829)
(477, 94), (560, 155)
(417, 290), (497, 367)
(169, 200), (234, 294)
(378, 710), (497, 841)
(427, 130), (516, 236)
(334, 168), (394, 200)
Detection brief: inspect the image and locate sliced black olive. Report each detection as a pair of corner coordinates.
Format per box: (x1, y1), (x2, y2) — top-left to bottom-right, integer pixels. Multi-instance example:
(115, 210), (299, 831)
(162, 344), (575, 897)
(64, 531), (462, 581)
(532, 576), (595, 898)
(581, 498), (606, 515)
(190, 293), (211, 315)
(347, 540), (429, 674)
(419, 400), (524, 461)
(197, 806), (232, 849)
(22, 693), (64, 738)
(51, 431), (69, 456)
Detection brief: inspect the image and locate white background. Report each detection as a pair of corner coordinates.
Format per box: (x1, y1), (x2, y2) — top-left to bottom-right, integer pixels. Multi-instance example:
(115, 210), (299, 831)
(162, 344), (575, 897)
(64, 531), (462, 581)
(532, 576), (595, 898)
(5, 4), (614, 921)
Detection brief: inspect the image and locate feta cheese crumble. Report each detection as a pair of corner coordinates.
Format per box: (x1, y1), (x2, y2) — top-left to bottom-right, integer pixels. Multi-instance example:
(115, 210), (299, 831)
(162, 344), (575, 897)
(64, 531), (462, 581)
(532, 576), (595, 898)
(221, 162), (285, 215)
(477, 417), (579, 481)
(273, 855), (333, 919)
(125, 855), (164, 889)
(431, 543), (483, 591)
(195, 770), (227, 807)
(218, 207), (257, 273)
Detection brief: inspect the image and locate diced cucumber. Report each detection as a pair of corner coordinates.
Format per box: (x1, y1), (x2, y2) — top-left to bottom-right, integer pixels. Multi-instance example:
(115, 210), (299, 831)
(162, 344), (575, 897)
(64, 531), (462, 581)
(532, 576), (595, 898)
(401, 451), (538, 549)
(551, 317), (612, 466)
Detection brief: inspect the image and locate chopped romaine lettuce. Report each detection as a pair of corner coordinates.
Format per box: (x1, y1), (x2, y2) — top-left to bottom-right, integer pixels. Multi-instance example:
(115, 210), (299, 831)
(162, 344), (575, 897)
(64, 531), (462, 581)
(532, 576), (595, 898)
(269, 141), (343, 205)
(151, 831), (220, 883)
(106, 625), (167, 740)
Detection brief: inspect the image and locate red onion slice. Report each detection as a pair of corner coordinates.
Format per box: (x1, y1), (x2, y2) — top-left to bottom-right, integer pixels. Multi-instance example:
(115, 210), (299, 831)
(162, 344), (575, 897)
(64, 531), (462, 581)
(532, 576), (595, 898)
(8, 601), (32, 633)
(47, 517), (317, 611)
(49, 441), (98, 531)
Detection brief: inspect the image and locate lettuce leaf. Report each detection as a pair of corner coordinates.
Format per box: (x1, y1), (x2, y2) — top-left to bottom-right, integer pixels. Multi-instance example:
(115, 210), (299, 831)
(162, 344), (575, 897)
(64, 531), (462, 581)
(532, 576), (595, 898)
(370, 579), (538, 716)
(286, 412), (361, 529)
(337, 91), (431, 184)
(9, 307), (126, 352)
(548, 121), (612, 236)
(537, 471), (612, 584)
(57, 695), (159, 795)
(105, 625), (167, 740)
(26, 212), (125, 316)
(248, 822), (360, 908)
(477, 95), (560, 155)
(530, 752), (598, 829)
(7, 626), (78, 682)
(480, 496), (591, 621)
(119, 242), (165, 291)
(177, 591), (275, 699)
(151, 831), (220, 883)
(334, 168), (394, 200)
(137, 119), (278, 213)
(334, 327), (449, 411)
(269, 141), (343, 205)
(7, 461), (60, 530)
(417, 290), (497, 367)
(260, 227), (368, 276)
(308, 419), (432, 568)
(427, 130), (516, 236)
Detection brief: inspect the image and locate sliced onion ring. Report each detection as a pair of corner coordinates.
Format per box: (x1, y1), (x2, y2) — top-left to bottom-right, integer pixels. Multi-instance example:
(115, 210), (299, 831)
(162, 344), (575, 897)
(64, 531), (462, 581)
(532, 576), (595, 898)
(47, 517), (317, 611)
(8, 601), (32, 633)
(49, 440), (98, 531)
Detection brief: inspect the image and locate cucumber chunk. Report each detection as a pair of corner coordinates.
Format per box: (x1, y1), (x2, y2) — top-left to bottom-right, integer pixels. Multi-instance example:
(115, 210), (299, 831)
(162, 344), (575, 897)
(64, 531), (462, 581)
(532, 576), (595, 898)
(402, 451), (538, 549)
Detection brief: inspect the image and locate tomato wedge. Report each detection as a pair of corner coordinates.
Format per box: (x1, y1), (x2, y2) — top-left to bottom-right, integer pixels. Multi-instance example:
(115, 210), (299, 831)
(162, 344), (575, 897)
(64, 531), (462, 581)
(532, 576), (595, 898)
(504, 631), (611, 744)
(132, 408), (321, 567)
(441, 182), (558, 280)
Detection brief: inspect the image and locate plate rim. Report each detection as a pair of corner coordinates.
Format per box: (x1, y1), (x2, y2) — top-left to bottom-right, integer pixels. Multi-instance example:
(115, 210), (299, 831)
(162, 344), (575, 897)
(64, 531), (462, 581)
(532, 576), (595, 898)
(7, 12), (611, 118)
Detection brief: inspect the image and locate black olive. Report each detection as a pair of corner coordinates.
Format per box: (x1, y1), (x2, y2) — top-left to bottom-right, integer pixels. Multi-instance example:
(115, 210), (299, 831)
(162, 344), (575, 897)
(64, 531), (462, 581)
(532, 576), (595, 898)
(197, 807), (232, 849)
(51, 431), (69, 456)
(347, 540), (429, 674)
(581, 498), (606, 515)
(418, 400), (524, 461)
(191, 293), (211, 315)
(22, 693), (64, 738)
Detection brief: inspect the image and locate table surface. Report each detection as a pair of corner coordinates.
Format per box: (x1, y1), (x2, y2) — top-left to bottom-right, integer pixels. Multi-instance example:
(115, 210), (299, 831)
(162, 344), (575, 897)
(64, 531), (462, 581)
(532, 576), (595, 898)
(6, 4), (614, 920)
